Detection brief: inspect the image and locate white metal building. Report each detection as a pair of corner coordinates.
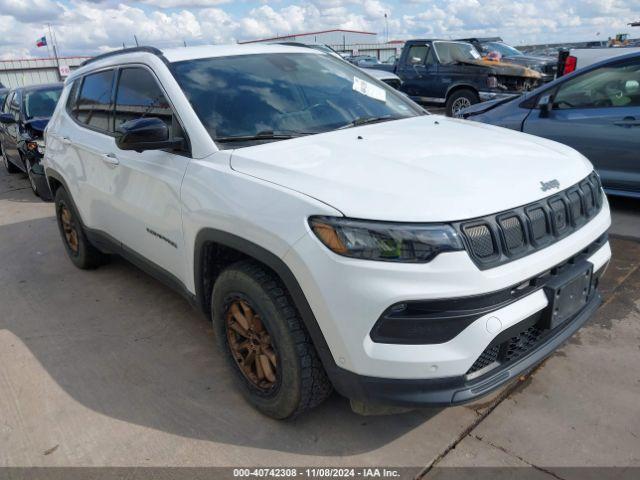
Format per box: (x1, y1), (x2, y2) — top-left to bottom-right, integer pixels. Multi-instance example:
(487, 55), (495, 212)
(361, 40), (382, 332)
(0, 57), (88, 89)
(238, 29), (378, 49)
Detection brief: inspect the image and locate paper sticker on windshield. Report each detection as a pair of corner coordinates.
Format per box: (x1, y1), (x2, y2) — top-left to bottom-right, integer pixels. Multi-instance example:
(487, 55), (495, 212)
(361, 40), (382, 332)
(353, 77), (387, 102)
(470, 49), (481, 59)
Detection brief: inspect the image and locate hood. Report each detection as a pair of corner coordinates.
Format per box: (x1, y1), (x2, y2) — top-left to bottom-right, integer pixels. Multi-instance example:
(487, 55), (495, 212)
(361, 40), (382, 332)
(24, 117), (50, 137)
(229, 116), (593, 222)
(460, 59), (542, 79)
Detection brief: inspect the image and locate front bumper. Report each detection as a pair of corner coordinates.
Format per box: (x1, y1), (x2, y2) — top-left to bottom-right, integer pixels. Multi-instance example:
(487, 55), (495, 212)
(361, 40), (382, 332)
(30, 162), (53, 201)
(329, 292), (601, 407)
(284, 202), (611, 382)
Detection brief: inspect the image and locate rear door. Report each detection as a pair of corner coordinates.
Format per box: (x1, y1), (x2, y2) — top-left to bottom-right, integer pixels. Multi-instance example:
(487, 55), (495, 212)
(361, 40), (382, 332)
(63, 68), (119, 232)
(523, 57), (640, 193)
(106, 66), (190, 281)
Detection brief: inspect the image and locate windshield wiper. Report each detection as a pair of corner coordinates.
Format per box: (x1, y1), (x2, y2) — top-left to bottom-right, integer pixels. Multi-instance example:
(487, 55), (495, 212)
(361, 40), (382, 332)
(215, 130), (314, 143)
(337, 115), (398, 130)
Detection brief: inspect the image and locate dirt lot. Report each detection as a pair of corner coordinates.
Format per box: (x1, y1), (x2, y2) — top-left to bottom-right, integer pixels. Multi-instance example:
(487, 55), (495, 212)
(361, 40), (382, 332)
(1, 168), (639, 477)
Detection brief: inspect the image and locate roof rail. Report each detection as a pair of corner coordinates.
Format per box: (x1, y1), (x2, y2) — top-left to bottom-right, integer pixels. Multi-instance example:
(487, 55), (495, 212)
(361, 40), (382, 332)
(80, 46), (164, 67)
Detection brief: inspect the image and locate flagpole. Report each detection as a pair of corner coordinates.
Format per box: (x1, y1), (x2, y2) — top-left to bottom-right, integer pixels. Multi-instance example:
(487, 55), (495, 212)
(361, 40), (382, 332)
(48, 23), (61, 81)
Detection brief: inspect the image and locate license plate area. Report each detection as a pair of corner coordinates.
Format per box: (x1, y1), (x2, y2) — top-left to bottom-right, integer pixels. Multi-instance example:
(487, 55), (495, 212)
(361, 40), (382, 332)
(544, 264), (593, 330)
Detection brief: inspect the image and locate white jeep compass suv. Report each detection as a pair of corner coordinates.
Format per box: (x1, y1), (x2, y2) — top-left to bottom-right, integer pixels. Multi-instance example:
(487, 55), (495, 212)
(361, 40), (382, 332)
(43, 44), (611, 419)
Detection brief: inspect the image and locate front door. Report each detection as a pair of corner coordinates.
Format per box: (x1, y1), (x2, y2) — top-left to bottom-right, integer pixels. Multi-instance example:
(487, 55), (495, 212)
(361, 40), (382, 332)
(398, 43), (436, 101)
(523, 57), (640, 193)
(106, 66), (191, 283)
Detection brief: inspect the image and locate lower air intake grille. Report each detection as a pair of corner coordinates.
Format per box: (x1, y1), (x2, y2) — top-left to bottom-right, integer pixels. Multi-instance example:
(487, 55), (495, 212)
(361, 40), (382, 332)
(467, 324), (547, 376)
(503, 325), (544, 363)
(467, 345), (500, 374)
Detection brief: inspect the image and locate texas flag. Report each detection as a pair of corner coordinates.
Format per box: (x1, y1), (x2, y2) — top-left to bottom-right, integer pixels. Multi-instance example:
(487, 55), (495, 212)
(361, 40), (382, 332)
(36, 36), (47, 48)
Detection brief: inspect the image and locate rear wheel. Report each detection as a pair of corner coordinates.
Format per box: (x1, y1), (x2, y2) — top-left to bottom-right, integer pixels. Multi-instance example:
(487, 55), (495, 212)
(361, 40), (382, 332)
(212, 260), (332, 419)
(1, 144), (20, 174)
(54, 187), (108, 269)
(446, 89), (480, 117)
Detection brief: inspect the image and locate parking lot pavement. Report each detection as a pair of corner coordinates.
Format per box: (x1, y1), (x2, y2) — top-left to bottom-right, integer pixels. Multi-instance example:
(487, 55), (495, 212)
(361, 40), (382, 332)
(1, 169), (639, 474)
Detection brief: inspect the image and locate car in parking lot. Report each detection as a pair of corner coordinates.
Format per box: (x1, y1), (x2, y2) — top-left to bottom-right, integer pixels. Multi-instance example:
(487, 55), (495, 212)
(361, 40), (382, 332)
(460, 51), (640, 198)
(44, 44), (610, 419)
(0, 82), (62, 197)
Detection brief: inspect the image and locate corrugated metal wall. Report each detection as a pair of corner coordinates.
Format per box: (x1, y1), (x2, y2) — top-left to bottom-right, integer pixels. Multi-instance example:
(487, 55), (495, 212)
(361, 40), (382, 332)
(0, 57), (89, 88)
(329, 43), (405, 62)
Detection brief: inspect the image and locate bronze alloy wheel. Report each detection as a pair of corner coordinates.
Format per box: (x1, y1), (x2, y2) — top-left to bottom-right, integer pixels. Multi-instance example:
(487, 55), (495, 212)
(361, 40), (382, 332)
(225, 298), (278, 391)
(59, 204), (79, 255)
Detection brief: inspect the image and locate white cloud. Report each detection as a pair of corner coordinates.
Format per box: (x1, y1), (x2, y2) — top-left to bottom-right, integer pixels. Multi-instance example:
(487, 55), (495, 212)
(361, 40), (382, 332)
(0, 0), (639, 59)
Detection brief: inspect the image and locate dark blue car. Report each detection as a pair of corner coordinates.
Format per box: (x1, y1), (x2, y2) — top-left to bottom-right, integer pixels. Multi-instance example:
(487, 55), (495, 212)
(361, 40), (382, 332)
(460, 51), (640, 198)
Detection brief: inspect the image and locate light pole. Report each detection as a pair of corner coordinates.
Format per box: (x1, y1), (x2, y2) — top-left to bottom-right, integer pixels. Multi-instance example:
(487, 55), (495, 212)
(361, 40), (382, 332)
(384, 13), (389, 43)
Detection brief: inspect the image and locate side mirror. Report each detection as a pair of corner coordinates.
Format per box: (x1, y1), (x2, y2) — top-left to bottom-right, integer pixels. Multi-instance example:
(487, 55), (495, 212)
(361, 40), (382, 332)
(0, 113), (15, 124)
(538, 94), (553, 118)
(115, 117), (183, 153)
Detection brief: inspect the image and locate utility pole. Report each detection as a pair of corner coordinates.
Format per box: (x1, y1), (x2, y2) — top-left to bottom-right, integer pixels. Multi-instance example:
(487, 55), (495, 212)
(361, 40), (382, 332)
(384, 13), (389, 43)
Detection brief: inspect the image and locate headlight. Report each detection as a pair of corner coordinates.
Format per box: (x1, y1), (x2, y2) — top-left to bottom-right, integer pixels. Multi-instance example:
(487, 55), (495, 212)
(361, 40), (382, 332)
(309, 216), (464, 263)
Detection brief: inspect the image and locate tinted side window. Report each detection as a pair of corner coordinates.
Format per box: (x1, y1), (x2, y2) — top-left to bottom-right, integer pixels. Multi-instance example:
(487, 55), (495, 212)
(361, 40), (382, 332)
(114, 68), (174, 134)
(554, 59), (640, 109)
(66, 80), (80, 113)
(75, 70), (114, 132)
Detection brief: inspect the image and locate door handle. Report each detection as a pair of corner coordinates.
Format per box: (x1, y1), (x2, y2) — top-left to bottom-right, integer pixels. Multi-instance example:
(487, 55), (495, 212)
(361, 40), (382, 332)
(61, 136), (73, 145)
(613, 117), (640, 127)
(101, 153), (119, 166)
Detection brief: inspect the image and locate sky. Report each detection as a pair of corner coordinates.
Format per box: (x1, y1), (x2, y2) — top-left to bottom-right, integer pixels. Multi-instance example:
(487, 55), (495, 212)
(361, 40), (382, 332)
(0, 0), (639, 59)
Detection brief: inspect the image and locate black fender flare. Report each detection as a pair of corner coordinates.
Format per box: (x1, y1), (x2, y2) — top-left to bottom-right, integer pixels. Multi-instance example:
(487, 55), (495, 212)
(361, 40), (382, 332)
(193, 228), (341, 380)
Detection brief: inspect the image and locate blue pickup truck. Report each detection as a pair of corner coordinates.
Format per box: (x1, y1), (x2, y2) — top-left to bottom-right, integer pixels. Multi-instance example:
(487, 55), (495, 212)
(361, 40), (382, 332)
(368, 39), (543, 116)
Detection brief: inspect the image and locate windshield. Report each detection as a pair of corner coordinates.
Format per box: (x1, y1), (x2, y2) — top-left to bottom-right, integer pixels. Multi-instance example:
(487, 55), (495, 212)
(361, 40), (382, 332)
(24, 87), (62, 119)
(481, 42), (523, 57)
(172, 52), (421, 145)
(434, 42), (481, 64)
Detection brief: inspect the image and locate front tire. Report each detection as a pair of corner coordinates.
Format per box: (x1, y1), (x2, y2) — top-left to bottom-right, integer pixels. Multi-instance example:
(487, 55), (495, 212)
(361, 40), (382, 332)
(446, 89), (480, 117)
(54, 187), (108, 269)
(212, 260), (332, 419)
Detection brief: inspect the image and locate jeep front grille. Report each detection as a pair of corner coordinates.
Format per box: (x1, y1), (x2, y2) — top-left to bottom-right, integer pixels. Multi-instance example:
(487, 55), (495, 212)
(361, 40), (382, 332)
(456, 172), (604, 269)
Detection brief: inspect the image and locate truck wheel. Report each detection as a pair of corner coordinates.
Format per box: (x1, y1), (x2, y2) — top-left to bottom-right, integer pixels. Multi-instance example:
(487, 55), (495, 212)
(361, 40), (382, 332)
(212, 260), (332, 419)
(54, 187), (108, 270)
(446, 89), (479, 117)
(1, 144), (20, 174)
